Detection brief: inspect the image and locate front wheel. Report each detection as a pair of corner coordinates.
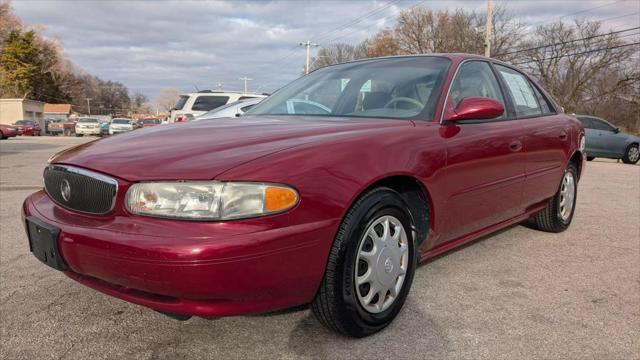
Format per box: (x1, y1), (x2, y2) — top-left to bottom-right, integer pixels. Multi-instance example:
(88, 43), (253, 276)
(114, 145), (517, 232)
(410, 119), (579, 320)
(533, 163), (578, 232)
(311, 187), (417, 337)
(622, 144), (639, 164)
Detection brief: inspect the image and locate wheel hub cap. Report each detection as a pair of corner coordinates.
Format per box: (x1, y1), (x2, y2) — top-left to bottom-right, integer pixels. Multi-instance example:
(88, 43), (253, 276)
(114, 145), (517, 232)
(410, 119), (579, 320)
(558, 171), (576, 221)
(355, 215), (409, 314)
(629, 147), (639, 162)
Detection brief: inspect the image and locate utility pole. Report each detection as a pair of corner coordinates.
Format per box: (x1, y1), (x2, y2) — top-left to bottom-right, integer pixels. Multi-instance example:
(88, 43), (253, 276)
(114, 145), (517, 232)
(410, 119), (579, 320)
(239, 77), (253, 94)
(299, 40), (318, 74)
(485, 0), (493, 57)
(85, 98), (92, 115)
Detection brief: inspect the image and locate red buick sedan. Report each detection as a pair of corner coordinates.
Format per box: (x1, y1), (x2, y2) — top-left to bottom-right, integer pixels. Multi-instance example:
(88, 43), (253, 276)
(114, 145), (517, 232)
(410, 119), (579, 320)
(23, 54), (585, 337)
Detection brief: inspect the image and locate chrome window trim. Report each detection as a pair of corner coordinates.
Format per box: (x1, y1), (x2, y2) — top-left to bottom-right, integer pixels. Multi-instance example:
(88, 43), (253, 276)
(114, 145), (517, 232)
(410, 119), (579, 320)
(44, 164), (119, 215)
(439, 59), (489, 125)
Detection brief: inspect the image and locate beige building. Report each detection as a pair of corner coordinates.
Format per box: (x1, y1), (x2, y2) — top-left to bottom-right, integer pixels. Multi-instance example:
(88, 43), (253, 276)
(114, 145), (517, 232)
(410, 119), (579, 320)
(0, 99), (45, 127)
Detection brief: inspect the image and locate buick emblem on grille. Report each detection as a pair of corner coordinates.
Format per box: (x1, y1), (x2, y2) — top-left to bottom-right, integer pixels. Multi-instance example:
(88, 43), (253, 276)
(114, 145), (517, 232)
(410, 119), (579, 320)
(60, 178), (71, 202)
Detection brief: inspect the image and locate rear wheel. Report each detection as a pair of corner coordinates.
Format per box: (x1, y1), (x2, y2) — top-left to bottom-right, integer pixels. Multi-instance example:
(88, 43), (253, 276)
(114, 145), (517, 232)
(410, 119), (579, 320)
(311, 187), (417, 337)
(622, 144), (639, 164)
(533, 163), (578, 232)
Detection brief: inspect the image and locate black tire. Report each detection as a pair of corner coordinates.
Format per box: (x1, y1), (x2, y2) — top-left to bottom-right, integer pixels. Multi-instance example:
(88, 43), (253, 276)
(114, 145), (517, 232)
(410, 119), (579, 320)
(587, 156), (595, 161)
(622, 143), (639, 164)
(533, 162), (578, 233)
(0, 131), (5, 139)
(311, 187), (418, 337)
(75, 134), (82, 137)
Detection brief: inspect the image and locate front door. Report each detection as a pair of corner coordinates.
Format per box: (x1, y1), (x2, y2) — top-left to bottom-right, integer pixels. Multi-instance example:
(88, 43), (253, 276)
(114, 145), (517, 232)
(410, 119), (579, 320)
(440, 61), (525, 242)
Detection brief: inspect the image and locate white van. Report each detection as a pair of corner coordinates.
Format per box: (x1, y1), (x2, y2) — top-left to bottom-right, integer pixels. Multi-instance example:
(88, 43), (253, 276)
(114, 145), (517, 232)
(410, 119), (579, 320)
(169, 91), (267, 123)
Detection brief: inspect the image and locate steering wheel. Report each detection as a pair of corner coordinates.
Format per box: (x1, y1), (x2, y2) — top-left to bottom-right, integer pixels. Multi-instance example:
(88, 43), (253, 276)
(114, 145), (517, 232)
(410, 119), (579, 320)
(285, 99), (331, 114)
(383, 97), (424, 110)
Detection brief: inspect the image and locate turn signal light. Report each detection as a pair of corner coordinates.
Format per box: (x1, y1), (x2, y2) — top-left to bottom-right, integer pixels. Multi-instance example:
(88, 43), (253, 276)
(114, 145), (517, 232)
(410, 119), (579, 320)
(265, 186), (299, 212)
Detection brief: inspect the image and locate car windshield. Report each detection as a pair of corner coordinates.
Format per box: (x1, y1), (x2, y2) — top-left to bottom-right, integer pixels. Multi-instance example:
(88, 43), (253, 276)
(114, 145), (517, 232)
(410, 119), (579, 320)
(247, 56), (451, 120)
(15, 120), (34, 125)
(174, 95), (189, 110)
(112, 119), (130, 124)
(78, 118), (99, 123)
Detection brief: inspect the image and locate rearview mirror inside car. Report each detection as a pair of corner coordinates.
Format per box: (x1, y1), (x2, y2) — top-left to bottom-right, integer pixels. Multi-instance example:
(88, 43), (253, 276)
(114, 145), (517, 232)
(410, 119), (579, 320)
(444, 97), (504, 122)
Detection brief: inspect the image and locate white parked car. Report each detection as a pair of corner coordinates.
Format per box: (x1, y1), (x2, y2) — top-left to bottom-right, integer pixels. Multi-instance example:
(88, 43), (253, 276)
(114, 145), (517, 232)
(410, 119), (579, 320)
(170, 91), (267, 123)
(74, 117), (101, 136)
(109, 118), (134, 135)
(194, 98), (264, 121)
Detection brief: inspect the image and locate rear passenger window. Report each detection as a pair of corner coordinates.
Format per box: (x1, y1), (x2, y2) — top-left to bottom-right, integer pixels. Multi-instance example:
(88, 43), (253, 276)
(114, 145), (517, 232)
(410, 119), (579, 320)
(495, 65), (542, 117)
(192, 96), (230, 111)
(530, 84), (554, 114)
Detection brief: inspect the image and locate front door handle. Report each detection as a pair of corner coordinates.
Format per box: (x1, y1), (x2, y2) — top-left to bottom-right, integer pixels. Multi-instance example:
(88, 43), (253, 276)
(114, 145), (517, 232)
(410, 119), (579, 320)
(509, 140), (523, 152)
(559, 131), (568, 140)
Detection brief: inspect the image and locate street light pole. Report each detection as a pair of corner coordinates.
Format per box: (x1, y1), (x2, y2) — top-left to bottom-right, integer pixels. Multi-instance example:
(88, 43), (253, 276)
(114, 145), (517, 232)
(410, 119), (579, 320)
(85, 98), (92, 115)
(485, 0), (493, 57)
(299, 40), (318, 74)
(239, 77), (253, 94)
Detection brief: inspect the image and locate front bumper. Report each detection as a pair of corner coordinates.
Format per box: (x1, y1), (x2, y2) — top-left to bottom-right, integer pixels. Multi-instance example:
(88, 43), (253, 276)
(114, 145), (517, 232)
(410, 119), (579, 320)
(76, 128), (100, 135)
(22, 190), (337, 317)
(109, 129), (131, 135)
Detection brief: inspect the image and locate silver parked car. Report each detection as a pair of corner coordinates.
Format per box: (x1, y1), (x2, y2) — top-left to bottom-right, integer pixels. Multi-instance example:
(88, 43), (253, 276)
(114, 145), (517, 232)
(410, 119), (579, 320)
(576, 115), (639, 164)
(194, 98), (263, 121)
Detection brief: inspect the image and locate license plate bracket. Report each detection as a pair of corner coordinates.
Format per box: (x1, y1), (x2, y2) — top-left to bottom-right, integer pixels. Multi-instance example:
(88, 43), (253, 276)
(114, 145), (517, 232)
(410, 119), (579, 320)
(26, 216), (68, 271)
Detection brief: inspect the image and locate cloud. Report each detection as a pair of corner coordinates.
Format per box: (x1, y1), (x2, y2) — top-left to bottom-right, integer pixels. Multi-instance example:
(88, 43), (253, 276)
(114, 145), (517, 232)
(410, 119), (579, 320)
(11, 0), (640, 101)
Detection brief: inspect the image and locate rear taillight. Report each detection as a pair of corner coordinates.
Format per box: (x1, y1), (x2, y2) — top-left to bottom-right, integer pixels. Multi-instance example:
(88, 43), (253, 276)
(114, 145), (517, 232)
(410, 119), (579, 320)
(175, 116), (189, 122)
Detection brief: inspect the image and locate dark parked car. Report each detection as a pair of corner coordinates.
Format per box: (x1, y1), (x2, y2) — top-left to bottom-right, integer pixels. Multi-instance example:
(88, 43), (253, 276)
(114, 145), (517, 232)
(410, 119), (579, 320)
(575, 115), (639, 164)
(23, 54), (585, 337)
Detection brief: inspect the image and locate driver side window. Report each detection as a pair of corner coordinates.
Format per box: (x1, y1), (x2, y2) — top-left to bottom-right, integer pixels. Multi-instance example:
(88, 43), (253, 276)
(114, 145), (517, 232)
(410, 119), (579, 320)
(447, 61), (506, 119)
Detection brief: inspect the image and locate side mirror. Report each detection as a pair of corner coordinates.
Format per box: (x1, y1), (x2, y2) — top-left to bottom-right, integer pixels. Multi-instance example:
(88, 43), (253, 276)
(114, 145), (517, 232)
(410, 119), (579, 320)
(235, 113), (241, 117)
(445, 97), (504, 122)
(614, 127), (620, 133)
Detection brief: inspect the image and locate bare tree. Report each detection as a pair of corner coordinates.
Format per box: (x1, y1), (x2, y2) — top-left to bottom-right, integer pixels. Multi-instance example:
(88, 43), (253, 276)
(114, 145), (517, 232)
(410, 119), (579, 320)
(362, 5), (523, 58)
(309, 43), (368, 71)
(155, 88), (180, 112)
(515, 20), (639, 131)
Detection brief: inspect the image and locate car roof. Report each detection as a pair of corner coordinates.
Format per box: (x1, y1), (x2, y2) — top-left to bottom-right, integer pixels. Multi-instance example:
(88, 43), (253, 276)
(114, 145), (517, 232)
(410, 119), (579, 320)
(180, 91), (268, 97)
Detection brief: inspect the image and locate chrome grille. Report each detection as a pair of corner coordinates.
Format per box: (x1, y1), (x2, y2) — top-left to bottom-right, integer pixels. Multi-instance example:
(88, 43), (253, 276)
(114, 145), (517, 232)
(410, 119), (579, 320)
(43, 165), (118, 215)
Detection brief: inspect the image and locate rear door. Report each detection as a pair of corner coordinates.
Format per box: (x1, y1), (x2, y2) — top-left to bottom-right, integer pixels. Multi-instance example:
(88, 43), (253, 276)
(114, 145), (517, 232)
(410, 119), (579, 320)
(440, 60), (525, 242)
(493, 64), (568, 207)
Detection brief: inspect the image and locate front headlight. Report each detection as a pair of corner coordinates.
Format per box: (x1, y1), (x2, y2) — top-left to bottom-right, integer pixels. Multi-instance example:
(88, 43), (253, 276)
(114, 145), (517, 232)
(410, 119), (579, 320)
(125, 181), (299, 220)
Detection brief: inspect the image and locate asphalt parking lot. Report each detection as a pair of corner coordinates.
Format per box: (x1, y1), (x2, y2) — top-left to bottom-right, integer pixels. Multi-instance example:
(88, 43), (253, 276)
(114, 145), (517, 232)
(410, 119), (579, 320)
(1, 136), (638, 359)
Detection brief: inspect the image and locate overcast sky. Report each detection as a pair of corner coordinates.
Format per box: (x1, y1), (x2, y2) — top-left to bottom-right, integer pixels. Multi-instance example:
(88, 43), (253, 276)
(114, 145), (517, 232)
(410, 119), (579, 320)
(12, 0), (640, 102)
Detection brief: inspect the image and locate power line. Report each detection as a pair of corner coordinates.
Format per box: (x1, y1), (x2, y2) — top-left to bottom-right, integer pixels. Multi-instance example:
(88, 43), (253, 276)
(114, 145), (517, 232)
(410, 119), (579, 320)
(528, 0), (625, 27)
(312, 0), (403, 43)
(512, 41), (640, 65)
(321, 0), (427, 46)
(244, 0), (406, 78)
(496, 26), (640, 56)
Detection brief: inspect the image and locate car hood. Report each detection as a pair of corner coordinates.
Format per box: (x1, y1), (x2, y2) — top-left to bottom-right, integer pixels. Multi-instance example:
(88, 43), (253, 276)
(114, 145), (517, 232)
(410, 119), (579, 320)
(51, 116), (412, 181)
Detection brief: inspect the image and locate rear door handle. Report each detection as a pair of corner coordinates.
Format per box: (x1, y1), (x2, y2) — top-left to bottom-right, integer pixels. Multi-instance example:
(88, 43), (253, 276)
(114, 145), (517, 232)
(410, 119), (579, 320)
(509, 140), (523, 152)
